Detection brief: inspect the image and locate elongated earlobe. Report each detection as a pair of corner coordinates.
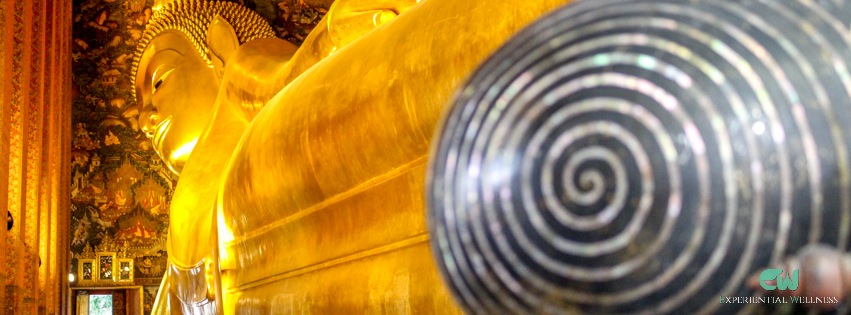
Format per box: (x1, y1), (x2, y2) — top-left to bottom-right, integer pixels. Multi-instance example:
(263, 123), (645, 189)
(206, 15), (238, 78)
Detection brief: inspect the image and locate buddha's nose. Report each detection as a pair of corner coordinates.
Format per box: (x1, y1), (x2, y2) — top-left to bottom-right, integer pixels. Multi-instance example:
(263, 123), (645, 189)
(139, 106), (159, 138)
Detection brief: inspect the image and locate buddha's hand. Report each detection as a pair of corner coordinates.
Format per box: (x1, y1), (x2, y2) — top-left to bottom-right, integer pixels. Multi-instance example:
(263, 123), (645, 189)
(746, 244), (851, 311)
(326, 0), (421, 49)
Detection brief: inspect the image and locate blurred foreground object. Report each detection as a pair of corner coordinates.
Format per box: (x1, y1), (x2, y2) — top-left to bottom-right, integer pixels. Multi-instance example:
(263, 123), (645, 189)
(427, 0), (851, 314)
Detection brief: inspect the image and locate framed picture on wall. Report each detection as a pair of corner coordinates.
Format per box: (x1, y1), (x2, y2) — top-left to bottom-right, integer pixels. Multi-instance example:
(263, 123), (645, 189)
(77, 258), (96, 286)
(117, 257), (134, 284)
(96, 252), (117, 283)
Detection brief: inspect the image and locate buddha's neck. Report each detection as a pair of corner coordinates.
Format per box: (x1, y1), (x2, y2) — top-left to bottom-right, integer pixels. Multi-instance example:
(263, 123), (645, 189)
(169, 38), (298, 213)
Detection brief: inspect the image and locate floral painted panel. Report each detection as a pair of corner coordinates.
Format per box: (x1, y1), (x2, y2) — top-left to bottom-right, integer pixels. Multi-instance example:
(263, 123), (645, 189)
(99, 255), (113, 280)
(82, 262), (93, 280)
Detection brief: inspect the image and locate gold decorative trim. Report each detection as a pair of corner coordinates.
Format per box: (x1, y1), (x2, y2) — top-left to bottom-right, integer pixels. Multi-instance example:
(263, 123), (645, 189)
(77, 238), (137, 287)
(79, 242), (95, 259)
(94, 234), (120, 253)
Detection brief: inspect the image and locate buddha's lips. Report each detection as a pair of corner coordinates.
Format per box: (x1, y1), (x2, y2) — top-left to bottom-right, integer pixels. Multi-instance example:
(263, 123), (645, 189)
(152, 116), (172, 155)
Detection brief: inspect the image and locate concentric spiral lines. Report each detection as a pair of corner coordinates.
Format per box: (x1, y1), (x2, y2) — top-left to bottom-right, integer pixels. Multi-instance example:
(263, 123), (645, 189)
(427, 0), (851, 314)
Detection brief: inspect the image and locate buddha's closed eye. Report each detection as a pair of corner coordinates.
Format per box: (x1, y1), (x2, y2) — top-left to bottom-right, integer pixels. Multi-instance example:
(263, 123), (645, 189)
(152, 67), (176, 93)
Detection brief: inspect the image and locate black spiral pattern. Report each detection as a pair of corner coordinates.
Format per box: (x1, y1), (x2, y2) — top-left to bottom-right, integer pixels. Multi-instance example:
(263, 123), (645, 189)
(427, 0), (851, 314)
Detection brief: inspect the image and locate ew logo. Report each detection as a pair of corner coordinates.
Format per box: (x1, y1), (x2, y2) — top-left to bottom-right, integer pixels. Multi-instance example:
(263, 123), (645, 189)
(759, 269), (799, 291)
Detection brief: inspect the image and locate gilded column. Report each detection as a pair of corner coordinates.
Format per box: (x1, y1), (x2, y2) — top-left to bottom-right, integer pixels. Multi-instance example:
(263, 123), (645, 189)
(37, 1), (55, 314)
(0, 0), (72, 313)
(61, 0), (73, 313)
(5, 0), (30, 311)
(45, 2), (59, 313)
(57, 0), (66, 312)
(24, 1), (46, 314)
(0, 0), (9, 311)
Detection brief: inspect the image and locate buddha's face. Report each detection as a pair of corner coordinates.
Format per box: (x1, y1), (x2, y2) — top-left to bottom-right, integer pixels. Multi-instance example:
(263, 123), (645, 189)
(135, 30), (220, 175)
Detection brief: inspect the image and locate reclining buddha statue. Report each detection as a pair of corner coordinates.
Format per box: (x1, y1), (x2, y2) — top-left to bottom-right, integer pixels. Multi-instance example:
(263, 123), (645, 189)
(132, 0), (573, 313)
(136, 0), (851, 314)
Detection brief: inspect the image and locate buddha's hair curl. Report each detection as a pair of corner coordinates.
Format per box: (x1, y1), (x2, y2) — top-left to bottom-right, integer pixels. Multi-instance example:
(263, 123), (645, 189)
(131, 0), (277, 104)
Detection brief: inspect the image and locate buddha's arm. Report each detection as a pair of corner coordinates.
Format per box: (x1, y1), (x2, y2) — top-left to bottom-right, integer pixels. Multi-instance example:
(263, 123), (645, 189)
(217, 0), (571, 311)
(163, 38), (298, 313)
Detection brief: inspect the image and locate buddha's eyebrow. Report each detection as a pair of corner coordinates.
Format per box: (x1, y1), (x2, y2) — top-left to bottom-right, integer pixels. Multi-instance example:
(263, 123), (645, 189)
(143, 49), (183, 84)
(146, 48), (183, 71)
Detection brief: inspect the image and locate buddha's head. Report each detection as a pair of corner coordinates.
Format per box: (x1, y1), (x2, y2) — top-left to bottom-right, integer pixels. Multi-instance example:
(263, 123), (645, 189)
(132, 0), (275, 175)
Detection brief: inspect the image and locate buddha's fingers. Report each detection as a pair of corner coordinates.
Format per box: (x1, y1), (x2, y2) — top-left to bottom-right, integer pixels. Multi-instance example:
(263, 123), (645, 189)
(327, 9), (397, 48)
(747, 244), (851, 311)
(326, 0), (421, 49)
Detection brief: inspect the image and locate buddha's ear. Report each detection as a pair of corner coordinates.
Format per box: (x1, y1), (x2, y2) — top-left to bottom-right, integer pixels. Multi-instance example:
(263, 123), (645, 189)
(206, 15), (238, 78)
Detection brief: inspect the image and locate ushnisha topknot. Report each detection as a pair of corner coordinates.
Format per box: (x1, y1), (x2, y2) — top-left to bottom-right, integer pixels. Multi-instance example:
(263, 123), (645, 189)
(131, 0), (277, 104)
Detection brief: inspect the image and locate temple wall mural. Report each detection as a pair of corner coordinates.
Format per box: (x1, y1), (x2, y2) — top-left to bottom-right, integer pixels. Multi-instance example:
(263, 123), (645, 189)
(69, 0), (328, 313)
